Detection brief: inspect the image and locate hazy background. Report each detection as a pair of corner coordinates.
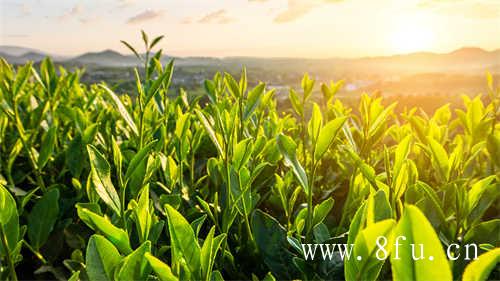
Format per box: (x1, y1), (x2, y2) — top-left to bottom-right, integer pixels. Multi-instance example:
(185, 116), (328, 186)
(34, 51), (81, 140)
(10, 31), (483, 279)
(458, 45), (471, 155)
(1, 0), (499, 113)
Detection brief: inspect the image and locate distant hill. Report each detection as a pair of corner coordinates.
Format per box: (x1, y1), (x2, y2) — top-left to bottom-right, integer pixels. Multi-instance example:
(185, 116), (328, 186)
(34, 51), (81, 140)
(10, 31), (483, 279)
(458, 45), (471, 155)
(0, 45), (47, 57)
(0, 45), (498, 74)
(67, 49), (139, 67)
(0, 45), (66, 63)
(0, 51), (48, 64)
(347, 47), (500, 74)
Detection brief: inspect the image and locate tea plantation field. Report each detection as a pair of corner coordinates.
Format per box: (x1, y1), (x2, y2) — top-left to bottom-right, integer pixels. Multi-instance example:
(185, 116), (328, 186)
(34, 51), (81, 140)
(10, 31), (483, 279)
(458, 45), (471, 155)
(0, 35), (498, 280)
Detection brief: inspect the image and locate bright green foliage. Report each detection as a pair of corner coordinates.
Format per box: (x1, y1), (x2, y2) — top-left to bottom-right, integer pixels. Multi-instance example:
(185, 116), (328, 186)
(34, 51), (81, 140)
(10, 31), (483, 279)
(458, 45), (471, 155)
(276, 134), (309, 194)
(115, 241), (151, 280)
(145, 253), (178, 281)
(165, 204), (201, 278)
(86, 235), (122, 281)
(345, 219), (396, 281)
(87, 144), (121, 215)
(462, 248), (500, 281)
(0, 32), (499, 281)
(0, 183), (20, 281)
(391, 205), (452, 281)
(27, 188), (59, 250)
(76, 206), (133, 255)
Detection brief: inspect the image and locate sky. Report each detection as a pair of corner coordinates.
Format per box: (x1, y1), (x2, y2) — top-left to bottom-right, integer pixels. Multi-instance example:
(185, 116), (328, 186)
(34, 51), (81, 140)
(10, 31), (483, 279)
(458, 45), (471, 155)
(1, 0), (499, 58)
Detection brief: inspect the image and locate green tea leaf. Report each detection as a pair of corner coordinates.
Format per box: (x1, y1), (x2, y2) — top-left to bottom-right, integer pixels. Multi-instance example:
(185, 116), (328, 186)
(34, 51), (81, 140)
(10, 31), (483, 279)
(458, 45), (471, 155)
(301, 73), (314, 100)
(165, 204), (201, 277)
(116, 241), (151, 281)
(462, 248), (500, 281)
(225, 73), (241, 98)
(244, 83), (265, 120)
(289, 89), (303, 116)
(86, 235), (122, 281)
(345, 219), (396, 281)
(390, 205), (452, 281)
(66, 134), (84, 177)
(312, 198), (334, 227)
(0, 184), (16, 226)
(145, 253), (178, 281)
(87, 144), (121, 216)
(314, 116), (347, 161)
(276, 134), (309, 195)
(121, 40), (141, 59)
(82, 123), (99, 144)
(347, 203), (367, 246)
(195, 109), (224, 156)
(0, 184), (19, 256)
(141, 29), (149, 47)
(212, 270), (224, 281)
(149, 35), (164, 50)
(467, 175), (496, 214)
(312, 223), (330, 243)
(251, 210), (297, 280)
(366, 189), (392, 225)
(427, 137), (450, 182)
(125, 140), (158, 184)
(201, 226), (226, 281)
(393, 135), (412, 177)
(100, 84), (139, 137)
(486, 133), (500, 167)
(76, 206), (132, 255)
(308, 103), (322, 144)
(146, 60), (174, 105)
(233, 139), (252, 170)
(111, 137), (123, 183)
(190, 214), (207, 238)
(464, 219), (499, 246)
(67, 271), (80, 281)
(204, 80), (217, 103)
(27, 188), (59, 250)
(368, 102), (396, 137)
(175, 111), (190, 140)
(37, 125), (57, 169)
(133, 185), (151, 243)
(13, 62), (32, 96)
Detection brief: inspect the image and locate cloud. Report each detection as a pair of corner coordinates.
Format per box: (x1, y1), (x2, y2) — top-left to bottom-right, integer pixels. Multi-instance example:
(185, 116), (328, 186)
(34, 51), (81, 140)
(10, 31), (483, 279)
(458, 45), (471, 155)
(418, 0), (500, 19)
(274, 0), (318, 23)
(20, 3), (31, 16)
(4, 34), (29, 38)
(126, 9), (165, 24)
(181, 17), (193, 24)
(462, 3), (500, 19)
(79, 16), (100, 24)
(198, 9), (236, 24)
(58, 4), (83, 21)
(273, 0), (343, 23)
(117, 0), (135, 9)
(56, 4), (99, 24)
(418, 0), (467, 8)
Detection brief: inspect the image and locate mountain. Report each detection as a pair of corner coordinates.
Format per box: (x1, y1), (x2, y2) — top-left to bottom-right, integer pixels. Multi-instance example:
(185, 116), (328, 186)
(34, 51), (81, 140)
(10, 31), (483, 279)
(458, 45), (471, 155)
(19, 52), (46, 62)
(344, 47), (500, 74)
(0, 45), (47, 57)
(0, 46), (49, 64)
(0, 45), (498, 74)
(0, 51), (47, 64)
(68, 49), (139, 67)
(0, 45), (69, 63)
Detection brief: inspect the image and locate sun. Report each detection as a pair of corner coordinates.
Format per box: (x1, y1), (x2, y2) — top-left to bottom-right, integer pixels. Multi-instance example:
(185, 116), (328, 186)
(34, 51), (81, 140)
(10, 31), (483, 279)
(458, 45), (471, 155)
(390, 21), (435, 54)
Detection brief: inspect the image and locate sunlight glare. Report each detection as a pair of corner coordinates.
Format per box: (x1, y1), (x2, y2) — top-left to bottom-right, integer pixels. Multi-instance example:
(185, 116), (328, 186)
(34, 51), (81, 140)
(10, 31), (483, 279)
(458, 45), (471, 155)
(390, 20), (435, 54)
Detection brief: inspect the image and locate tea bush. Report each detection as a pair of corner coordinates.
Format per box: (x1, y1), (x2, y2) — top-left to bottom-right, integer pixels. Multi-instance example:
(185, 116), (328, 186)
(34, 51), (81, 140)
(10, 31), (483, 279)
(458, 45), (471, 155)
(0, 33), (499, 280)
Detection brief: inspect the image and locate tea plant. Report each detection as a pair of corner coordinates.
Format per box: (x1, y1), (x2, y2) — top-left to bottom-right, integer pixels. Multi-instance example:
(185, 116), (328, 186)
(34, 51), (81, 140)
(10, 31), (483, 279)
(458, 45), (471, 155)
(0, 32), (498, 281)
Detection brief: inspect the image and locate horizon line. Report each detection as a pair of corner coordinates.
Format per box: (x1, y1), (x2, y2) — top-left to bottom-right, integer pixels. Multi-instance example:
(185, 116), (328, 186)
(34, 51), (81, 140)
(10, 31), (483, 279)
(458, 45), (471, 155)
(1, 44), (499, 61)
